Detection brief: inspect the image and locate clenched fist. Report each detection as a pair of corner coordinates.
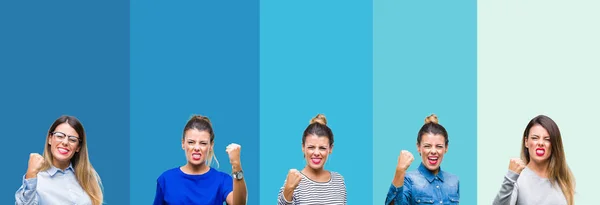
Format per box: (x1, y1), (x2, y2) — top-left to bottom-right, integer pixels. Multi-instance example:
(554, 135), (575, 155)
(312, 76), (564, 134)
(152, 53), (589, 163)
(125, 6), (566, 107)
(226, 143), (242, 171)
(508, 158), (526, 174)
(26, 153), (45, 179)
(396, 150), (414, 172)
(283, 169), (303, 201)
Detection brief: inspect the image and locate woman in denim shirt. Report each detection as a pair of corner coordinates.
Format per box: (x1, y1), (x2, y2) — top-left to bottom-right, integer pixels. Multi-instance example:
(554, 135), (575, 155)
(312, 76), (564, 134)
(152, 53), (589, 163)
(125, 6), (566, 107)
(385, 114), (460, 205)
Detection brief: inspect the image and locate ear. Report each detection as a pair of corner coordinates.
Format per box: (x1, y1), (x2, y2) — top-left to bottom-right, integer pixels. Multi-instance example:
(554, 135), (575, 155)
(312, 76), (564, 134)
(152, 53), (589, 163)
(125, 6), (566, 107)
(181, 139), (185, 150)
(329, 144), (334, 154)
(524, 137), (529, 148)
(444, 144), (448, 153)
(301, 144), (305, 157)
(210, 142), (214, 152)
(76, 146), (81, 153)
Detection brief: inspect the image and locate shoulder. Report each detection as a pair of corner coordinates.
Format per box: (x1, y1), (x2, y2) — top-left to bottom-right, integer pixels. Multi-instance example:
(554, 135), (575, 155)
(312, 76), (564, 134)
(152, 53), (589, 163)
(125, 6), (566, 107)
(330, 171), (343, 178)
(330, 171), (346, 182)
(209, 168), (233, 182)
(404, 170), (422, 180)
(157, 167), (182, 180)
(441, 170), (460, 184)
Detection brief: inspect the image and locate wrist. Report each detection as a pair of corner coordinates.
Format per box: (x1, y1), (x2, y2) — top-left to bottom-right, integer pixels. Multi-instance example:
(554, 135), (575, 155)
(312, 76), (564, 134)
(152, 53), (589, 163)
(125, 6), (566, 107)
(25, 171), (38, 179)
(231, 162), (242, 172)
(395, 166), (407, 173)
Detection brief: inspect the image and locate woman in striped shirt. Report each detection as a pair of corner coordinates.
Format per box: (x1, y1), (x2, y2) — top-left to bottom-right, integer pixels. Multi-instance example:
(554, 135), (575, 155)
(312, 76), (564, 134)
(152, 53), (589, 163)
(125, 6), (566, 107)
(278, 114), (347, 205)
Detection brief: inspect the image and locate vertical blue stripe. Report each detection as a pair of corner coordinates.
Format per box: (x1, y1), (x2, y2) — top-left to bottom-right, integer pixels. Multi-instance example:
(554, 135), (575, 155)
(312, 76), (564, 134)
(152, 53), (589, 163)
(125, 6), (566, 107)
(0, 0), (130, 204)
(130, 0), (259, 204)
(372, 0), (477, 204)
(260, 0), (373, 204)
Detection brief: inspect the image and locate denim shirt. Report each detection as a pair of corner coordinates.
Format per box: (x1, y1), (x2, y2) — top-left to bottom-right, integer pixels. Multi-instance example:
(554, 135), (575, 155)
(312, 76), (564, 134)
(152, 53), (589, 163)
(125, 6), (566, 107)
(386, 163), (460, 205)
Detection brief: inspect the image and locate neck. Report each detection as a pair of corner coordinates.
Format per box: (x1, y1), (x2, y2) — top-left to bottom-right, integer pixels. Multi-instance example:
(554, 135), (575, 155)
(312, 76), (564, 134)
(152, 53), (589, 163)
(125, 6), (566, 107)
(182, 163), (210, 175)
(527, 159), (549, 178)
(52, 159), (70, 170)
(422, 163), (440, 175)
(302, 166), (330, 182)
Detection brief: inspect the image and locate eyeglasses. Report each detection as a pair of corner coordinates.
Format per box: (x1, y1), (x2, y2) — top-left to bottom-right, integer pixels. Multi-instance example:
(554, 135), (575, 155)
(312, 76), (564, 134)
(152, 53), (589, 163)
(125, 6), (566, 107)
(51, 132), (81, 144)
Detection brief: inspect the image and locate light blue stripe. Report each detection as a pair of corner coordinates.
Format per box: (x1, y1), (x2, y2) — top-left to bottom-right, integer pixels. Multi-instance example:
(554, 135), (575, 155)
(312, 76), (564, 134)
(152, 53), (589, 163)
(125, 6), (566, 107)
(260, 0), (373, 204)
(373, 0), (477, 204)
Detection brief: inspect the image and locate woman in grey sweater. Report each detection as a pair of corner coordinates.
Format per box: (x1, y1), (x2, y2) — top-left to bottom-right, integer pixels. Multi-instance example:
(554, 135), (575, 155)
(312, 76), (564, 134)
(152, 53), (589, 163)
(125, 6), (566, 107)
(493, 115), (575, 205)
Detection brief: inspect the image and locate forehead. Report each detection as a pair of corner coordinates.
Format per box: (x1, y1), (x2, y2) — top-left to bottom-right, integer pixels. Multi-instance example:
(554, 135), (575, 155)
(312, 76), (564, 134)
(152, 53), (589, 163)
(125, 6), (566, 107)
(529, 124), (549, 137)
(420, 133), (445, 144)
(54, 123), (78, 137)
(184, 129), (211, 141)
(304, 134), (330, 145)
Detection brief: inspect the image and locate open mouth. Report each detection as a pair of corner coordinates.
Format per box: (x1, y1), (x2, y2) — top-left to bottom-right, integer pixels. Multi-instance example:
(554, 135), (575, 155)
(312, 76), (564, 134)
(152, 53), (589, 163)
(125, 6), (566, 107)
(192, 153), (201, 160)
(311, 158), (322, 164)
(57, 147), (70, 155)
(427, 156), (438, 165)
(535, 148), (545, 156)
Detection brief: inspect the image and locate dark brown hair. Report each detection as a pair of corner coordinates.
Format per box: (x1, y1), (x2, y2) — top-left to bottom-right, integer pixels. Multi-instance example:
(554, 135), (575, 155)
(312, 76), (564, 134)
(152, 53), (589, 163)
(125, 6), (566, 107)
(521, 115), (574, 205)
(302, 114), (334, 146)
(417, 114), (448, 146)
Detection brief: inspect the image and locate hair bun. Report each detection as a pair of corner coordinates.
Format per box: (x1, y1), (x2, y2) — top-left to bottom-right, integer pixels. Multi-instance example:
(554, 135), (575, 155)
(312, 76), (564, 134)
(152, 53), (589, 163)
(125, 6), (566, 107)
(310, 114), (327, 125)
(425, 114), (439, 124)
(192, 115), (212, 124)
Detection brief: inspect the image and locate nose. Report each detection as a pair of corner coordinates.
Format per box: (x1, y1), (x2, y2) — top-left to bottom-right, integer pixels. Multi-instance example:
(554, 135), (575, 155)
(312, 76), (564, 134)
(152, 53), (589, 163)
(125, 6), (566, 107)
(312, 151), (321, 157)
(60, 138), (69, 146)
(536, 140), (544, 147)
(429, 148), (437, 155)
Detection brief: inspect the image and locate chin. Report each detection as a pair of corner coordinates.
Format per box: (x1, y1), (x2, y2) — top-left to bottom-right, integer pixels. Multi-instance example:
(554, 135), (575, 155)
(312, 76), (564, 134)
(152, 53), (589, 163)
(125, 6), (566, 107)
(309, 164), (324, 170)
(425, 164), (440, 171)
(188, 160), (204, 166)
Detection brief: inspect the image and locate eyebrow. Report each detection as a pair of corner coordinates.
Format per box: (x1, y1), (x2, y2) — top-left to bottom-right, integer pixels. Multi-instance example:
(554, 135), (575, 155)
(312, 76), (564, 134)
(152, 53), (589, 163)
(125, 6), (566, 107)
(55, 131), (79, 138)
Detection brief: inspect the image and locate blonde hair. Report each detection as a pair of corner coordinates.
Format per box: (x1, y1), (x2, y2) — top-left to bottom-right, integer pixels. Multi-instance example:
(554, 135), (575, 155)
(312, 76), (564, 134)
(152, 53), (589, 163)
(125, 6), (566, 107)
(42, 116), (103, 205)
(184, 115), (219, 168)
(424, 114), (439, 124)
(521, 115), (575, 205)
(310, 113), (327, 125)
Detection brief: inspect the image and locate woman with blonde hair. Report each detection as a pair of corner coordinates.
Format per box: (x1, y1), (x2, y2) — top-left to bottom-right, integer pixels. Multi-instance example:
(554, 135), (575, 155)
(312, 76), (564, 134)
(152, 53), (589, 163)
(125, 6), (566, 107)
(278, 114), (347, 205)
(493, 115), (575, 205)
(153, 115), (247, 205)
(15, 115), (103, 205)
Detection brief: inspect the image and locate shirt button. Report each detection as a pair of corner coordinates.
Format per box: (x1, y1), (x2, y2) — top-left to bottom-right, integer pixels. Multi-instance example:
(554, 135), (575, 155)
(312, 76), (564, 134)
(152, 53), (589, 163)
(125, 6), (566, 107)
(440, 201), (443, 203)
(417, 199), (420, 203)
(436, 185), (440, 188)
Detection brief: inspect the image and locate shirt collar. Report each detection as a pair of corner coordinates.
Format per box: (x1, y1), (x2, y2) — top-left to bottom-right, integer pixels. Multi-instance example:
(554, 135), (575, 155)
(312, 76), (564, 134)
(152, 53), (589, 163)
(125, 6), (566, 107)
(418, 163), (444, 183)
(47, 163), (74, 177)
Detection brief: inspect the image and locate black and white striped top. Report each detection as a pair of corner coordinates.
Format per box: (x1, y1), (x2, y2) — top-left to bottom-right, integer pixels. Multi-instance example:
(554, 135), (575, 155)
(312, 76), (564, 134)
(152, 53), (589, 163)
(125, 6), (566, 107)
(277, 171), (347, 205)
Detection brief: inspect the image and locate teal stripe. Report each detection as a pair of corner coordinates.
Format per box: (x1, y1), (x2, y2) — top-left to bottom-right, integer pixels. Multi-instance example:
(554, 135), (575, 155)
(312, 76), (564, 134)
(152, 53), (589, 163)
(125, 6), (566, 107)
(260, 0), (373, 204)
(373, 0), (477, 204)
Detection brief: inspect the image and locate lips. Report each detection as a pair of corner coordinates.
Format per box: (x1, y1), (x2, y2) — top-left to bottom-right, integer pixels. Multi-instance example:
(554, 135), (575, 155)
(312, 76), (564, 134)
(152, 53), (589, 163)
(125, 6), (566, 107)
(427, 156), (438, 165)
(311, 158), (322, 164)
(57, 147), (70, 155)
(192, 153), (201, 160)
(535, 148), (545, 156)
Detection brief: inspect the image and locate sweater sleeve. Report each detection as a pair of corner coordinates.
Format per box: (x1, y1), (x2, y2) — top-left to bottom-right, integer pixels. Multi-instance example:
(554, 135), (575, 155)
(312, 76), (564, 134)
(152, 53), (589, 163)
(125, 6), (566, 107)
(493, 170), (520, 205)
